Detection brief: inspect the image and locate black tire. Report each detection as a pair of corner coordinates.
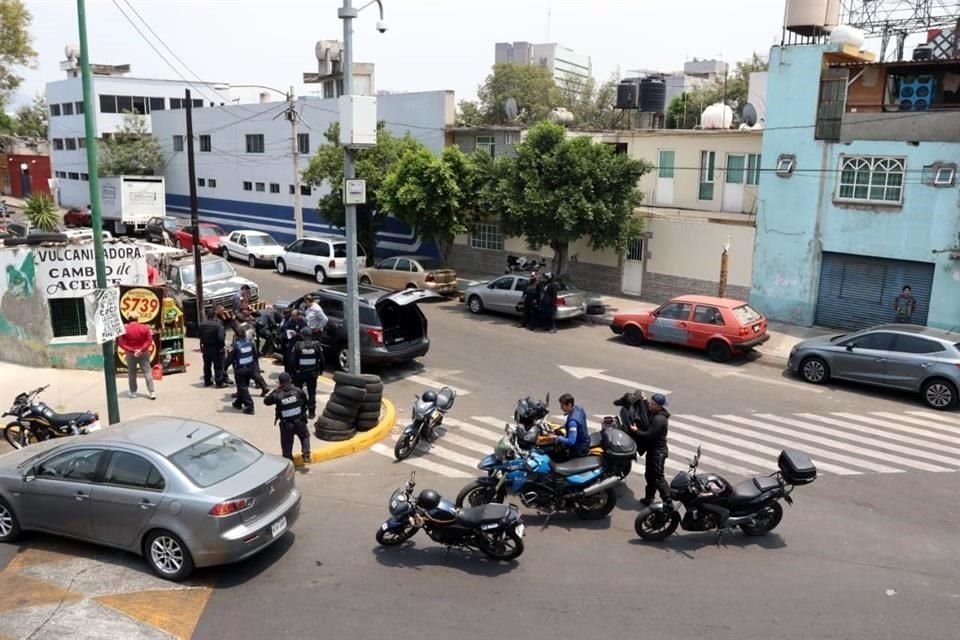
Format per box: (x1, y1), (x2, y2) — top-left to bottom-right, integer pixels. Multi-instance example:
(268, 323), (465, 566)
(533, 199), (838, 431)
(357, 410), (381, 421)
(623, 325), (644, 347)
(477, 529), (524, 562)
(455, 480), (503, 508)
(333, 385), (367, 402)
(364, 381), (384, 394)
(334, 371), (381, 386)
(316, 426), (357, 441)
(318, 416), (352, 432)
(334, 344), (350, 372)
(376, 522), (417, 546)
(740, 501), (784, 536)
(248, 255), (257, 268)
(0, 497), (22, 542)
(360, 276), (372, 285)
(222, 248), (231, 262)
(315, 267), (327, 284)
(467, 295), (484, 315)
(799, 356), (830, 385)
(394, 430), (420, 460)
(573, 487), (618, 520)
(707, 339), (733, 363)
(325, 400), (359, 419)
(276, 258), (287, 274)
(4, 422), (39, 450)
(144, 530), (195, 581)
(921, 378), (958, 411)
(359, 399), (382, 413)
(634, 508), (681, 541)
(356, 420), (379, 432)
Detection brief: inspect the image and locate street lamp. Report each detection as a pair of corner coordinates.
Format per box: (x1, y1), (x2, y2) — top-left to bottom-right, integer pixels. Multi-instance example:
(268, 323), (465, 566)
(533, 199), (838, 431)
(338, 0), (386, 374)
(214, 83), (305, 240)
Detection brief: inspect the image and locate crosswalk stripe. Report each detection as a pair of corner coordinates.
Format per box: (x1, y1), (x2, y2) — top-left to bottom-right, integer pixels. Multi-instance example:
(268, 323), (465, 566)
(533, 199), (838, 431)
(662, 426), (783, 473)
(755, 414), (960, 470)
(904, 411), (960, 427)
(470, 416), (514, 433)
(407, 439), (482, 470)
(400, 375), (471, 396)
(369, 443), (473, 478)
(433, 430), (497, 455)
(871, 412), (959, 434)
(663, 443), (759, 477)
(680, 416), (888, 474)
(831, 413), (960, 446)
(443, 417), (503, 442)
(715, 414), (946, 472)
(795, 414), (960, 456)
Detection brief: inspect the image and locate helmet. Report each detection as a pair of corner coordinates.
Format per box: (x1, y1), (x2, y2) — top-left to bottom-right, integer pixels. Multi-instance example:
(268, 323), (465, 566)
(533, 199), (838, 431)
(300, 327), (313, 338)
(417, 489), (441, 509)
(421, 390), (438, 404)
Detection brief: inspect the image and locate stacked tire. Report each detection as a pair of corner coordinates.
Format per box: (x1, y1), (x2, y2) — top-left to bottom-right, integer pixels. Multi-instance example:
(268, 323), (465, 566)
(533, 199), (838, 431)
(314, 372), (383, 441)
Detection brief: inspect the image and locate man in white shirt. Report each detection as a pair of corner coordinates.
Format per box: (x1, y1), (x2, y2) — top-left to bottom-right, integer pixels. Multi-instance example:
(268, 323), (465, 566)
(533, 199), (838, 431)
(303, 295), (328, 336)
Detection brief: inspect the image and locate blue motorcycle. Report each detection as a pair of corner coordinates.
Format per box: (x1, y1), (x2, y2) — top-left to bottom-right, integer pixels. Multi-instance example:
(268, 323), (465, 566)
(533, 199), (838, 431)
(455, 426), (633, 520)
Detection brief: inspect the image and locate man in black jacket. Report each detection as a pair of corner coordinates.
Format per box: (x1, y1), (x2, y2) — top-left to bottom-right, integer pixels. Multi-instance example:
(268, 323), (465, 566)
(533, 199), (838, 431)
(198, 309), (227, 388)
(539, 272), (559, 334)
(629, 392), (672, 507)
(517, 272), (540, 329)
(264, 372), (311, 463)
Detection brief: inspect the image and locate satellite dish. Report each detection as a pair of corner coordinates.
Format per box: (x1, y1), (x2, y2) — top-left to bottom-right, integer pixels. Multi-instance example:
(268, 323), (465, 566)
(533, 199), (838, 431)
(504, 97), (519, 121)
(64, 44), (80, 60)
(742, 103), (758, 127)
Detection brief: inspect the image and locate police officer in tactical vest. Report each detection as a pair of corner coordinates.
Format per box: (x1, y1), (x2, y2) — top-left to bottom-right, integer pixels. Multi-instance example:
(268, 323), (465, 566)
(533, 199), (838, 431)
(292, 327), (324, 419)
(264, 372), (311, 463)
(198, 308), (228, 388)
(231, 328), (259, 415)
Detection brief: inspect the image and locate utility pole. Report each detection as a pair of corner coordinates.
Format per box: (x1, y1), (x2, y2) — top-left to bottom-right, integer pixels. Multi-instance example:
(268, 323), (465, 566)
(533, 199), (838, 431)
(77, 0), (120, 424)
(718, 237), (731, 298)
(185, 89), (204, 321)
(340, 0), (361, 374)
(290, 86), (304, 239)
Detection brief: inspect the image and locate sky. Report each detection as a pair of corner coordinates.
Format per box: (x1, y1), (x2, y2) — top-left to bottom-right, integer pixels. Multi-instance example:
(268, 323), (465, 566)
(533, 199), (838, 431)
(12, 0), (793, 109)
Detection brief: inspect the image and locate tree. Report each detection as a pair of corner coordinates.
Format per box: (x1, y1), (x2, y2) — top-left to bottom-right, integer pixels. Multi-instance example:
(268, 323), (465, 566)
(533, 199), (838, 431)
(476, 63), (559, 125)
(557, 74), (618, 130)
(302, 122), (425, 264)
(0, 0), (37, 106)
(14, 93), (47, 138)
(455, 100), (483, 127)
(489, 121), (649, 276)
(97, 113), (165, 176)
(23, 193), (59, 231)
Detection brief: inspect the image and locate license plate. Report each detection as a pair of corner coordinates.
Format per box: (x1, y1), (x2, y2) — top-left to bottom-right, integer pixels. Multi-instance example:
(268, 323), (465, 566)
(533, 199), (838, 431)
(515, 523), (525, 537)
(86, 420), (101, 432)
(270, 516), (287, 538)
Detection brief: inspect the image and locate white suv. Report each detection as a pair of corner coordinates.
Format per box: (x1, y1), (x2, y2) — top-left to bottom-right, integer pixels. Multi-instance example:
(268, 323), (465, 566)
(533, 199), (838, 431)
(275, 235), (367, 284)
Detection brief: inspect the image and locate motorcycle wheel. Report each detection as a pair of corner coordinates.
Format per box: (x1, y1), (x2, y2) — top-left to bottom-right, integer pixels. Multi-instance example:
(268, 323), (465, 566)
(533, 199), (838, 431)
(455, 480), (503, 508)
(739, 502), (784, 536)
(634, 508), (681, 541)
(4, 422), (39, 450)
(573, 487), (618, 520)
(376, 523), (417, 546)
(393, 429), (420, 461)
(477, 529), (524, 561)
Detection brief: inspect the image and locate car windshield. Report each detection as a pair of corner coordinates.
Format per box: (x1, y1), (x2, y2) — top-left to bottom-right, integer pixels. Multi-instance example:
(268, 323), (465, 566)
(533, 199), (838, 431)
(199, 226), (224, 237)
(180, 259), (236, 284)
(169, 431), (262, 487)
(333, 242), (366, 258)
(162, 218), (178, 231)
(731, 304), (762, 324)
(247, 235), (279, 247)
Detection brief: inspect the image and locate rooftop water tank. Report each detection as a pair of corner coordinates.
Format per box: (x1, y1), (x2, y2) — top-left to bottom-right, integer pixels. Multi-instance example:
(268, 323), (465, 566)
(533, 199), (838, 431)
(547, 107), (575, 125)
(701, 103), (734, 129)
(785, 0), (840, 37)
(639, 77), (666, 113)
(829, 24), (866, 49)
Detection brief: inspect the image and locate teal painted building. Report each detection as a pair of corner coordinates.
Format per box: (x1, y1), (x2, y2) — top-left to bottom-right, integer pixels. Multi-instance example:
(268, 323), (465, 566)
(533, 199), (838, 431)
(751, 43), (960, 331)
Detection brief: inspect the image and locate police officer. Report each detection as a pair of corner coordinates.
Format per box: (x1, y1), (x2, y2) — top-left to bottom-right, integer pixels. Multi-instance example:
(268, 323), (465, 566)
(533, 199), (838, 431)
(264, 372), (311, 463)
(517, 271), (540, 329)
(198, 309), (227, 388)
(235, 312), (269, 396)
(539, 272), (559, 334)
(231, 328), (259, 415)
(630, 393), (672, 507)
(292, 327), (324, 419)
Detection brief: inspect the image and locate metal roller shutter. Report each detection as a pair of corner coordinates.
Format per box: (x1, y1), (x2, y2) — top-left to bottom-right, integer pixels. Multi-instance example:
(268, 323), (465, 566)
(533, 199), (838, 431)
(815, 252), (934, 330)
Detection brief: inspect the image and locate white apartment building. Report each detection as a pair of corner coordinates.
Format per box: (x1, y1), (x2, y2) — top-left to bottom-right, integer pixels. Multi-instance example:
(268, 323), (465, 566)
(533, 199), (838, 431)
(495, 41), (593, 88)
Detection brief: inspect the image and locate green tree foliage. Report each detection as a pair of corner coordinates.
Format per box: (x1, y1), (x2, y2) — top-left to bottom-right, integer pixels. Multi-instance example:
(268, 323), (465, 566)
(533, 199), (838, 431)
(556, 74), (618, 130)
(666, 54), (768, 129)
(489, 122), (649, 275)
(477, 63), (559, 125)
(14, 93), (47, 138)
(97, 113), (165, 176)
(455, 100), (483, 127)
(0, 0), (36, 107)
(24, 193), (59, 232)
(302, 122), (424, 264)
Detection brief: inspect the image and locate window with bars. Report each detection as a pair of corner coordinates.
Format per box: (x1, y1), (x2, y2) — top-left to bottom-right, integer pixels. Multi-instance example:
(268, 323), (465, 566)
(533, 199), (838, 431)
(270, 183), (280, 193)
(75, 101), (84, 114)
(470, 223), (503, 251)
(698, 150), (716, 200)
(173, 135), (184, 152)
(816, 68), (848, 141)
(65, 138), (77, 150)
(246, 134), (265, 153)
(297, 133), (310, 155)
(837, 156), (905, 204)
(49, 299), (87, 338)
(50, 104), (61, 117)
(199, 135), (211, 152)
(626, 238), (644, 262)
(62, 103), (74, 116)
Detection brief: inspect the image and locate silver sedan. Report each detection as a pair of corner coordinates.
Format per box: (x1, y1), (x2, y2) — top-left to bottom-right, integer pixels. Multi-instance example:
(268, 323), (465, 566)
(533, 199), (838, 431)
(463, 274), (587, 321)
(0, 416), (301, 581)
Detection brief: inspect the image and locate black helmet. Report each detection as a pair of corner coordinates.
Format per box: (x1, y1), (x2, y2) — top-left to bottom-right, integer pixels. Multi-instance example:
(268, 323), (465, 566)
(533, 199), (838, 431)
(422, 390), (438, 403)
(417, 489), (441, 509)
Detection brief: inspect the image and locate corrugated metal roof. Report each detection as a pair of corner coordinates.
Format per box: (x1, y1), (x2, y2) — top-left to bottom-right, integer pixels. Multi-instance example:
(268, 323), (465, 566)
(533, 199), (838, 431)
(829, 58), (960, 69)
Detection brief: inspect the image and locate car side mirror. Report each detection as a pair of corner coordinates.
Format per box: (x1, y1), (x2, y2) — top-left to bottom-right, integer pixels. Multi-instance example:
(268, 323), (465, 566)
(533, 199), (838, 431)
(846, 344), (855, 351)
(23, 471), (35, 482)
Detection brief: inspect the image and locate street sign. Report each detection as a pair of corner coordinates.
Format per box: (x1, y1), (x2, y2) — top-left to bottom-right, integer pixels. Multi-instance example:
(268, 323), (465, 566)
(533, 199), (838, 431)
(85, 286), (125, 344)
(345, 178), (367, 204)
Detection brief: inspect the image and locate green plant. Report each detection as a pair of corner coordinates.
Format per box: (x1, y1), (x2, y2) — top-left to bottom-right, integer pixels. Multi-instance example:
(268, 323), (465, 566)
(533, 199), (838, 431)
(23, 193), (59, 232)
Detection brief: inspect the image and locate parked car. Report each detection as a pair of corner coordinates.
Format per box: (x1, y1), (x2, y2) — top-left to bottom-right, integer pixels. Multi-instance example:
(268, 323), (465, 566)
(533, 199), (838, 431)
(164, 253), (259, 334)
(0, 416), (301, 581)
(174, 223), (226, 254)
(282, 285), (441, 370)
(359, 255), (458, 294)
(145, 216), (181, 245)
(463, 274), (587, 321)
(63, 207), (91, 227)
(275, 235), (366, 284)
(611, 295), (769, 363)
(221, 230), (285, 268)
(789, 324), (960, 410)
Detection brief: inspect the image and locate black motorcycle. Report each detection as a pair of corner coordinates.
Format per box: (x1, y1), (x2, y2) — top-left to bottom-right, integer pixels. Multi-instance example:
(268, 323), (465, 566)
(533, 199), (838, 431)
(376, 471), (525, 561)
(634, 446), (817, 542)
(504, 255), (546, 274)
(394, 387), (456, 460)
(3, 385), (100, 449)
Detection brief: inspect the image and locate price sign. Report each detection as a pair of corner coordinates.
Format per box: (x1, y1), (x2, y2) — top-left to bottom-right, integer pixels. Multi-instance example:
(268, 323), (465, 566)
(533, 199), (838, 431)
(119, 287), (162, 324)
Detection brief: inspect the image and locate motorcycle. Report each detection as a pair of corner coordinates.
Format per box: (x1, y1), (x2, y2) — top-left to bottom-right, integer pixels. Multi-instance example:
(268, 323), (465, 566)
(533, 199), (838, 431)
(504, 255), (546, 274)
(3, 385), (101, 449)
(394, 387), (457, 460)
(634, 445), (817, 542)
(376, 471), (525, 561)
(456, 425), (630, 520)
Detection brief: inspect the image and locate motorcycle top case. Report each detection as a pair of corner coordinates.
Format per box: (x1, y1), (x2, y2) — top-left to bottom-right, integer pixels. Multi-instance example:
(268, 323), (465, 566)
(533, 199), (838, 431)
(601, 428), (637, 460)
(778, 448), (816, 485)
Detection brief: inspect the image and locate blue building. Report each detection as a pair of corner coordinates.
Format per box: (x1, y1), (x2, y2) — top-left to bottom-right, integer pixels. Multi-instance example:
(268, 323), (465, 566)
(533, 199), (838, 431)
(751, 42), (960, 331)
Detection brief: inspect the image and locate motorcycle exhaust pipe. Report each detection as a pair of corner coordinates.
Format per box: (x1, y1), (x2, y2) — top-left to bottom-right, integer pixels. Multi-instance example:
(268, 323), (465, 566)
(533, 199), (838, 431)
(579, 476), (623, 498)
(724, 515), (755, 527)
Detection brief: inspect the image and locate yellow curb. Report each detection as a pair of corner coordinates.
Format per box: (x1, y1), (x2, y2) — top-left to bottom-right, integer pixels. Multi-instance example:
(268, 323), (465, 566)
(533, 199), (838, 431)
(318, 375), (335, 386)
(293, 398), (395, 466)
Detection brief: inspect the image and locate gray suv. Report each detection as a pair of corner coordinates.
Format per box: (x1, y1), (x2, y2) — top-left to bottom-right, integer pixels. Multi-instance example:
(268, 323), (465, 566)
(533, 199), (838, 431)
(789, 324), (960, 410)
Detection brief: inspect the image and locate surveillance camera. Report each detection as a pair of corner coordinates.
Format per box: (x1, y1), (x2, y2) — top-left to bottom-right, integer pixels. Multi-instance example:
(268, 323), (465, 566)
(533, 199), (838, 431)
(376, 20), (387, 33)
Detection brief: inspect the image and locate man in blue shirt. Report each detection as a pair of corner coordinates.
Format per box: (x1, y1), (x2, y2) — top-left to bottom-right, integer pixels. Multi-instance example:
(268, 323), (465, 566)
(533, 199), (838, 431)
(552, 393), (591, 459)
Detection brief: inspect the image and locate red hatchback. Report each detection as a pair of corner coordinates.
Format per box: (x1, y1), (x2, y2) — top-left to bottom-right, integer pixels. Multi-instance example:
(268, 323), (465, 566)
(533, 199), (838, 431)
(611, 295), (770, 362)
(175, 223), (226, 254)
